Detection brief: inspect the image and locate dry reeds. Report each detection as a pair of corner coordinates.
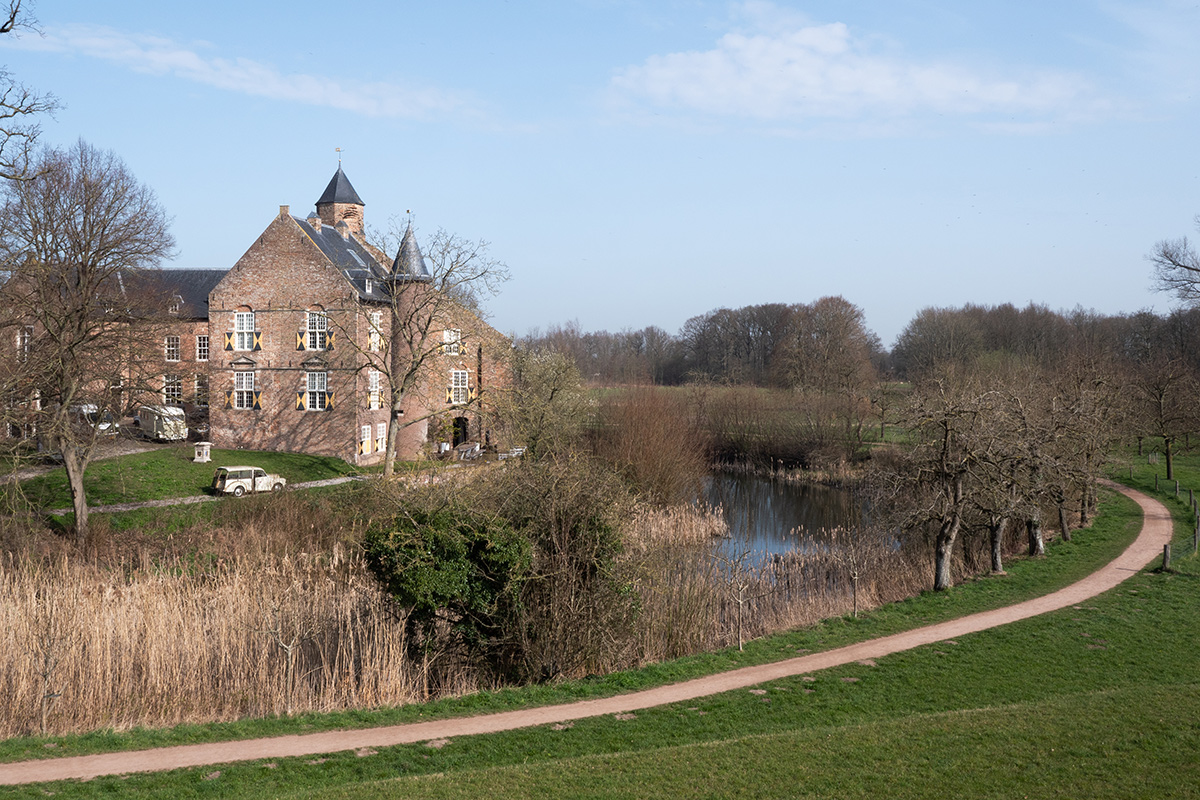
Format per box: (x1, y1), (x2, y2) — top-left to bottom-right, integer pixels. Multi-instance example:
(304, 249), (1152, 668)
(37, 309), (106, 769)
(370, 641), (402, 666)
(623, 507), (929, 663)
(0, 514), (431, 738)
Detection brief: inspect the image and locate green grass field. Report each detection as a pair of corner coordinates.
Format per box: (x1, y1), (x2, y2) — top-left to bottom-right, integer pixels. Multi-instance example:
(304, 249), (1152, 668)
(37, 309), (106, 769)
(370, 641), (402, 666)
(4, 464), (1198, 798)
(8, 447), (358, 511)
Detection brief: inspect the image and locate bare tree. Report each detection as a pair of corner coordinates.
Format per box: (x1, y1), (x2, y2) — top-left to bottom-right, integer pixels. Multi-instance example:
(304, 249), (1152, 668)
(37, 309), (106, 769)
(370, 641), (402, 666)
(355, 225), (508, 477)
(0, 140), (175, 539)
(1, 1), (59, 181)
(883, 373), (998, 591)
(1149, 215), (1200, 305)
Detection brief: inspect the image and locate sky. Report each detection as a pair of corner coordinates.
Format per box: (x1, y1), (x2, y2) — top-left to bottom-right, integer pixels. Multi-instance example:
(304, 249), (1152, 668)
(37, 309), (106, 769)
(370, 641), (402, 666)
(2, 0), (1198, 348)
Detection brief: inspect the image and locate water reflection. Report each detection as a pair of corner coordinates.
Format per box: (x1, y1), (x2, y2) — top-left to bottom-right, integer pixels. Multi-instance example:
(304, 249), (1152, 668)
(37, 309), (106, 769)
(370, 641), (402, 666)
(702, 471), (860, 562)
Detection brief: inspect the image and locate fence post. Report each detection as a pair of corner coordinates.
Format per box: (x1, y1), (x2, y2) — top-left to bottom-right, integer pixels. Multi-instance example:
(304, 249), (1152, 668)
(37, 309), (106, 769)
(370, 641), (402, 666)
(1194, 530), (1198, 556)
(1155, 474), (1159, 491)
(1175, 480), (1180, 497)
(1163, 544), (1171, 571)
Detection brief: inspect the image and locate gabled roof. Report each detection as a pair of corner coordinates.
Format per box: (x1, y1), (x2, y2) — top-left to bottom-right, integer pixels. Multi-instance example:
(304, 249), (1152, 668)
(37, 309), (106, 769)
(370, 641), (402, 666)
(293, 216), (391, 301)
(391, 224), (431, 282)
(316, 166), (365, 206)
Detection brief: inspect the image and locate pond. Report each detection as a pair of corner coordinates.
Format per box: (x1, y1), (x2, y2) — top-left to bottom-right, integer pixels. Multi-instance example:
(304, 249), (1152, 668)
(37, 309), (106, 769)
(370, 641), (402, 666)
(703, 471), (861, 562)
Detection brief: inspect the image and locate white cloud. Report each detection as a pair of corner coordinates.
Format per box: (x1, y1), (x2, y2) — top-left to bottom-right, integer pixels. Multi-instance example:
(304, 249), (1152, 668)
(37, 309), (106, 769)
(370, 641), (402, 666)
(610, 6), (1101, 125)
(8, 24), (471, 120)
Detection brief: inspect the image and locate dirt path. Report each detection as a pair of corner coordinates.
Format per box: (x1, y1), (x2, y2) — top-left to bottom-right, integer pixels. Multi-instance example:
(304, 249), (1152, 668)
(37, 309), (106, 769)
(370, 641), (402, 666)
(0, 481), (1173, 786)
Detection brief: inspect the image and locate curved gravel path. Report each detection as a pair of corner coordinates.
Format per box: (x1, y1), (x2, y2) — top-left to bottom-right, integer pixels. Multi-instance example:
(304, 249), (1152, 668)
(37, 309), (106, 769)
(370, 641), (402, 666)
(0, 481), (1173, 786)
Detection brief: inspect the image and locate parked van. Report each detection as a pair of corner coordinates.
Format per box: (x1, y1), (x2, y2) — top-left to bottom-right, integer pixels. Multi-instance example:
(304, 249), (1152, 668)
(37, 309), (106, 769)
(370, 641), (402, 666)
(211, 466), (286, 497)
(69, 404), (119, 436)
(137, 405), (188, 441)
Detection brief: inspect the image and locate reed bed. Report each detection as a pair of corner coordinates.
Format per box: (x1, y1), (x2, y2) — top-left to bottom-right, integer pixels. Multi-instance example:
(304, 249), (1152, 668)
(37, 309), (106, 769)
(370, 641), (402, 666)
(0, 547), (424, 738)
(623, 507), (931, 662)
(0, 492), (947, 739)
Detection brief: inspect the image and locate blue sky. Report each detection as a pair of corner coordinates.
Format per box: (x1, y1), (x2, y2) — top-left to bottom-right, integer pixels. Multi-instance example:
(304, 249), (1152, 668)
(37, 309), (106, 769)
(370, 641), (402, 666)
(3, 0), (1198, 347)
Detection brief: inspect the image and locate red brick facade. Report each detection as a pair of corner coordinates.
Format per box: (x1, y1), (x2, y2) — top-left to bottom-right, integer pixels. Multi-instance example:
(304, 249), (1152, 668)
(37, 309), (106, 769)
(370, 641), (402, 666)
(182, 179), (512, 465)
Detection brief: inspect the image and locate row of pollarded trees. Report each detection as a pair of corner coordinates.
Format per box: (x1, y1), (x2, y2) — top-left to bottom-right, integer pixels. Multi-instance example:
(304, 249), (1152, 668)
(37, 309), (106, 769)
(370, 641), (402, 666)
(876, 355), (1123, 590)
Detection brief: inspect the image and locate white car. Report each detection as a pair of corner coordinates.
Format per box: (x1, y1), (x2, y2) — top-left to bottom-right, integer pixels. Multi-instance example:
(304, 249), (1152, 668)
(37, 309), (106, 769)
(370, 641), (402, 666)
(211, 466), (286, 496)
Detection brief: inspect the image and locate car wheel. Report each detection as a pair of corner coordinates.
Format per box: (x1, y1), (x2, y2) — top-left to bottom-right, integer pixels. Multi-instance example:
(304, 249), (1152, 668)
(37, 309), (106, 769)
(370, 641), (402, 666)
(233, 485), (245, 497)
(272, 483), (284, 492)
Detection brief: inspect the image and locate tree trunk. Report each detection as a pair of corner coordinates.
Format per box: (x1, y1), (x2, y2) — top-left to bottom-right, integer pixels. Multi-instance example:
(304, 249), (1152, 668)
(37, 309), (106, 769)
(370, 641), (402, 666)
(933, 515), (960, 591)
(383, 394), (406, 478)
(1027, 512), (1044, 557)
(1079, 485), (1091, 527)
(1165, 436), (1175, 481)
(61, 447), (90, 542)
(989, 517), (1006, 573)
(1058, 501), (1071, 542)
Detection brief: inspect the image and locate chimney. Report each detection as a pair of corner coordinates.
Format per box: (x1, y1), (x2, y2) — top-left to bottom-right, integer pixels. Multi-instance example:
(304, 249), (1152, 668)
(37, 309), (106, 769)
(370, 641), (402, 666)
(279, 204), (290, 218)
(335, 220), (352, 240)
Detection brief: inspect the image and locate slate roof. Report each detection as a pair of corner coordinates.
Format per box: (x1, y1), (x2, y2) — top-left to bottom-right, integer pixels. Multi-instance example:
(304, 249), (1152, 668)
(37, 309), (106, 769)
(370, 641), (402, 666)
(391, 224), (431, 282)
(294, 215), (391, 301)
(135, 268), (227, 318)
(316, 166), (365, 206)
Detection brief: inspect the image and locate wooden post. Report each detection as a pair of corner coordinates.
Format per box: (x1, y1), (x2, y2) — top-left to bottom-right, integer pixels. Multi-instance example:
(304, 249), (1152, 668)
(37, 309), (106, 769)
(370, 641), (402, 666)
(1155, 474), (1159, 491)
(1174, 480), (1179, 496)
(1163, 544), (1171, 571)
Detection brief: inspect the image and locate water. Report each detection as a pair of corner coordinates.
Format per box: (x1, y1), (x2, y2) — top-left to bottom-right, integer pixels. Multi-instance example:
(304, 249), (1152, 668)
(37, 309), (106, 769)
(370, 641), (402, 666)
(702, 471), (860, 563)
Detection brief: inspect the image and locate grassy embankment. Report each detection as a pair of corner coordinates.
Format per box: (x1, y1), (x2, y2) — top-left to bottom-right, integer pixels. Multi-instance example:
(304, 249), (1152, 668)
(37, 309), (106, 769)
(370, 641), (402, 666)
(4, 447), (361, 531)
(3, 445), (1197, 797)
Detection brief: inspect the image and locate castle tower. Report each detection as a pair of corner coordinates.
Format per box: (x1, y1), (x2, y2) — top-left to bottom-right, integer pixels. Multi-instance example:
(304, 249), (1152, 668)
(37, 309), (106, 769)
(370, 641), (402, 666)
(315, 166), (366, 237)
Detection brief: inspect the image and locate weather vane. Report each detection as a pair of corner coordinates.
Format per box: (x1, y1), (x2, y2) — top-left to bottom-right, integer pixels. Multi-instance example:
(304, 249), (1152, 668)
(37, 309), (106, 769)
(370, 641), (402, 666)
(336, 147), (342, 164)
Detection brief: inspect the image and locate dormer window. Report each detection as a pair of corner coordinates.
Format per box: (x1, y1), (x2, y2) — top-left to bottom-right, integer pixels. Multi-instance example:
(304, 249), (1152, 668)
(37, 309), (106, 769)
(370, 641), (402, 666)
(169, 295), (183, 315)
(364, 278), (373, 294)
(442, 329), (461, 355)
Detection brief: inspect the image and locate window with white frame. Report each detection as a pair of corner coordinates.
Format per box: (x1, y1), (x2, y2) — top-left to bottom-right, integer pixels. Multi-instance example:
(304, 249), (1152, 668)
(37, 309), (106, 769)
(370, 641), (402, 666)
(163, 374), (183, 405)
(369, 311), (382, 352)
(307, 371), (328, 411)
(234, 371), (255, 409)
(165, 335), (180, 362)
(306, 310), (328, 350)
(194, 374), (209, 407)
(196, 334), (209, 362)
(361, 424), (372, 453)
(368, 369), (381, 409)
(450, 369), (469, 405)
(169, 295), (182, 314)
(443, 328), (461, 355)
(16, 326), (31, 363)
(376, 422), (386, 452)
(234, 311), (255, 350)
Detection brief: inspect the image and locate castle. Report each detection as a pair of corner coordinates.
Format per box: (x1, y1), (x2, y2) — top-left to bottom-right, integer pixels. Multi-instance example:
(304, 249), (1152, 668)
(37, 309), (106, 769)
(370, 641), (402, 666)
(149, 167), (510, 464)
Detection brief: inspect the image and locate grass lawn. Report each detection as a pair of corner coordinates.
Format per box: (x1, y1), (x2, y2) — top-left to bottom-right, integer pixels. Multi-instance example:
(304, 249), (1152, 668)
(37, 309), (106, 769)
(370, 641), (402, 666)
(8, 447), (359, 510)
(4, 470), (1196, 798)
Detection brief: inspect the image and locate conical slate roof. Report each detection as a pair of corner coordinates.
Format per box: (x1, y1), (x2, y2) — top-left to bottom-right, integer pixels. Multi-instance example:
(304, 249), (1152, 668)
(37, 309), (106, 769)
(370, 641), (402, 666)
(316, 166), (365, 206)
(391, 224), (431, 281)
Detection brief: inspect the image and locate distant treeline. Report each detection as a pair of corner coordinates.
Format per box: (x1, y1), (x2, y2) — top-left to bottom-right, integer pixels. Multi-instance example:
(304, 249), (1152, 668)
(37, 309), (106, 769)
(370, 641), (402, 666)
(520, 299), (1200, 385)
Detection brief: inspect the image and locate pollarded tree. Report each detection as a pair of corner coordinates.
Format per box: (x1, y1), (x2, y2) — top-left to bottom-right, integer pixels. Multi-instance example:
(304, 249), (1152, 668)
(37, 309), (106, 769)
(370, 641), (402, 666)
(882, 371), (999, 591)
(0, 139), (175, 539)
